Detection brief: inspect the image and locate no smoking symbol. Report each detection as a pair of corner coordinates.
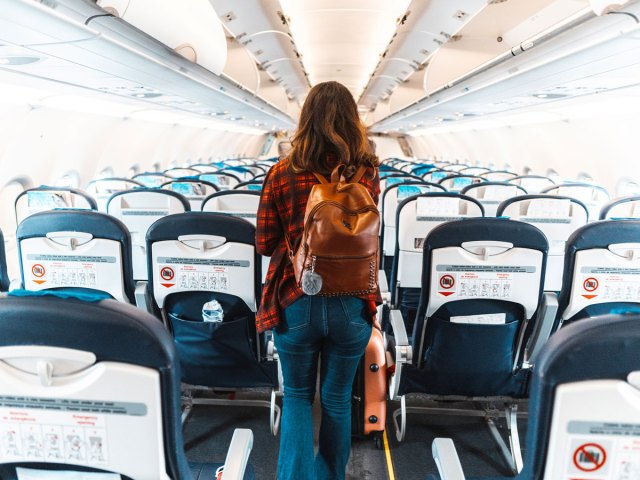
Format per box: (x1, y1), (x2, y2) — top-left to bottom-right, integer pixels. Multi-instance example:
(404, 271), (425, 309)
(573, 443), (606, 472)
(160, 267), (175, 281)
(440, 275), (455, 289)
(32, 264), (45, 278)
(583, 277), (599, 292)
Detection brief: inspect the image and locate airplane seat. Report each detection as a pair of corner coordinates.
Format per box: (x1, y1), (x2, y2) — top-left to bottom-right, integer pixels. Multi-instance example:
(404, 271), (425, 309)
(443, 164), (469, 173)
(438, 175), (484, 193)
(410, 164), (436, 176)
(0, 227), (8, 292)
(380, 182), (447, 283)
(16, 209), (135, 304)
(507, 175), (555, 194)
(0, 292), (253, 480)
(220, 166), (255, 183)
(379, 174), (422, 198)
(85, 177), (144, 212)
(389, 193), (485, 335)
(599, 195), (640, 219)
(201, 191), (260, 224)
(542, 183), (610, 222)
(479, 171), (518, 182)
(430, 313), (640, 480)
(379, 164), (402, 177)
(161, 179), (219, 211)
(399, 163), (418, 173)
(15, 187), (97, 225)
(199, 172), (242, 191)
(132, 173), (173, 188)
(460, 182), (527, 217)
(106, 189), (190, 282)
(388, 218), (549, 473)
(556, 220), (640, 328)
(497, 195), (589, 292)
(191, 163), (219, 174)
(163, 167), (202, 179)
(234, 180), (264, 192)
(422, 169), (451, 184)
(459, 167), (491, 176)
(242, 165), (266, 177)
(201, 191), (268, 282)
(146, 212), (280, 434)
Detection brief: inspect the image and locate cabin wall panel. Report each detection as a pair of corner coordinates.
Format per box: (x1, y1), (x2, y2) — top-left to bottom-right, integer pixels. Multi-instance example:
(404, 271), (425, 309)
(0, 104), (267, 188)
(371, 136), (404, 160)
(408, 113), (637, 193)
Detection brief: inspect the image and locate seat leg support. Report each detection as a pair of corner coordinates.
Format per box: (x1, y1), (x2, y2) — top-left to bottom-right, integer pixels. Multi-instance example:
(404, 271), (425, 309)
(486, 416), (517, 475)
(392, 395), (407, 442)
(181, 388), (194, 426)
(187, 390), (282, 436)
(484, 403), (523, 475)
(507, 404), (523, 473)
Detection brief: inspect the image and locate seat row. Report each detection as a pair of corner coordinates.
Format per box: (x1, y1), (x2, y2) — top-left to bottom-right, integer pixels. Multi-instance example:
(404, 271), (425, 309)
(1, 206), (639, 476)
(429, 311), (640, 480)
(11, 209), (282, 437)
(0, 292), (253, 479)
(1, 288), (638, 480)
(383, 216), (640, 473)
(21, 174), (262, 219)
(14, 187), (264, 281)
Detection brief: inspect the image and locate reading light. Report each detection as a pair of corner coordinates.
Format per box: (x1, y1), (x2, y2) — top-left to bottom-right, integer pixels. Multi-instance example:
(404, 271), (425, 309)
(0, 56), (41, 66)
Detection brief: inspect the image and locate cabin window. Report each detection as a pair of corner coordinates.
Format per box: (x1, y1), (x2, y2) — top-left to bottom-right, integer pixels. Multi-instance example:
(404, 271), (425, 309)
(53, 170), (80, 189)
(617, 177), (640, 197)
(98, 166), (114, 179)
(128, 164), (140, 177)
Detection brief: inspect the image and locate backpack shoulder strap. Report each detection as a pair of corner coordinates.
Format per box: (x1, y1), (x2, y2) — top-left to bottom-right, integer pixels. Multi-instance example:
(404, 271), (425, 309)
(313, 172), (329, 184)
(350, 166), (368, 184)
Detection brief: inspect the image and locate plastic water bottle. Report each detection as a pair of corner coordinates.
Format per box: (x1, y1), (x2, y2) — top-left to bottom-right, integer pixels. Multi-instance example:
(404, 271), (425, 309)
(202, 299), (224, 323)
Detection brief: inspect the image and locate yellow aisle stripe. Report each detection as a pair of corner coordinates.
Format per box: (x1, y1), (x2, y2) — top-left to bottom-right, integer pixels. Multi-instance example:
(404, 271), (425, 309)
(383, 429), (396, 480)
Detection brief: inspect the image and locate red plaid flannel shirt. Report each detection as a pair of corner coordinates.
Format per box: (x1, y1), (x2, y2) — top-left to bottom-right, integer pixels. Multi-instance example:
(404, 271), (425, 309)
(255, 158), (381, 333)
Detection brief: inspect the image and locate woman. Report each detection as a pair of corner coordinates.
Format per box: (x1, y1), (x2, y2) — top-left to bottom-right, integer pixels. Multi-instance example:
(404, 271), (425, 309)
(256, 81), (380, 480)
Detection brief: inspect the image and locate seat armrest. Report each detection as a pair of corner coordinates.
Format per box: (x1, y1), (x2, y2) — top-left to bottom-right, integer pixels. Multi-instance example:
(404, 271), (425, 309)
(432, 438), (466, 480)
(525, 292), (559, 365)
(389, 309), (410, 351)
(8, 278), (22, 292)
(379, 269), (391, 304)
(221, 428), (254, 480)
(265, 330), (277, 361)
(134, 281), (149, 312)
(388, 309), (412, 400)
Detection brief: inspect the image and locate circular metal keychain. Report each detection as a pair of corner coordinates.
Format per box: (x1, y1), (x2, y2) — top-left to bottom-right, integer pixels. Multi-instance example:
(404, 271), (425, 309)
(301, 256), (323, 295)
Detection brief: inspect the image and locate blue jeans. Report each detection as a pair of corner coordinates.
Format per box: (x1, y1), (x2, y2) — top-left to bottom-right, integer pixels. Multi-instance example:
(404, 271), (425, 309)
(274, 295), (372, 480)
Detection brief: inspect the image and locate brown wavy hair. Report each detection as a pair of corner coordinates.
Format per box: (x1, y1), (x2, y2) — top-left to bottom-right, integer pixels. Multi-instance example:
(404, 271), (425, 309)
(288, 81), (379, 174)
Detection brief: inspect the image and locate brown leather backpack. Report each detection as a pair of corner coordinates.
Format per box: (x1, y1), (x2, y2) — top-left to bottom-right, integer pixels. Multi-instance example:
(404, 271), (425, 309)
(286, 164), (380, 296)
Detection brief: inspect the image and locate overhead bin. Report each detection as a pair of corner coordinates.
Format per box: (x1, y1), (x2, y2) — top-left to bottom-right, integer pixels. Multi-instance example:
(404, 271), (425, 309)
(211, 0), (309, 104)
(97, 0), (227, 75)
(0, 0), (294, 131)
(371, 0), (640, 133)
(422, 0), (587, 95)
(360, 0), (486, 112)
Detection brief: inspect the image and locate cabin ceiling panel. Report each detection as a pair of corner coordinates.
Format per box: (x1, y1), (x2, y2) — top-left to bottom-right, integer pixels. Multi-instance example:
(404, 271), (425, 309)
(278, 0), (411, 100)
